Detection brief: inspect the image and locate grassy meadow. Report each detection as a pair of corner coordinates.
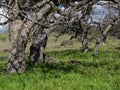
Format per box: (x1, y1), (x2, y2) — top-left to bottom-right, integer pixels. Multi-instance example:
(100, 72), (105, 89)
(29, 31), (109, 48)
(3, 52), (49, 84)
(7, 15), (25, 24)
(0, 32), (120, 90)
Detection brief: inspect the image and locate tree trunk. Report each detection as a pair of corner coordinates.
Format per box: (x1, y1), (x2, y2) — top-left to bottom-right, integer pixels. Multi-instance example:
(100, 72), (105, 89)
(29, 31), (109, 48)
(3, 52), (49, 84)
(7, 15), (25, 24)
(81, 29), (88, 53)
(94, 24), (112, 56)
(6, 0), (33, 74)
(6, 20), (30, 74)
(6, 0), (54, 73)
(29, 25), (48, 65)
(29, 1), (54, 65)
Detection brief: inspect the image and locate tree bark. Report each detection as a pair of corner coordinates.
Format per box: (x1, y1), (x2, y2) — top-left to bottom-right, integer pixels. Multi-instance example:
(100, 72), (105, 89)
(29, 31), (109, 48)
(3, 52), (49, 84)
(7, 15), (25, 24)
(94, 24), (112, 56)
(6, 0), (33, 74)
(6, 0), (54, 73)
(29, 1), (54, 65)
(6, 20), (30, 74)
(29, 25), (48, 65)
(81, 29), (88, 53)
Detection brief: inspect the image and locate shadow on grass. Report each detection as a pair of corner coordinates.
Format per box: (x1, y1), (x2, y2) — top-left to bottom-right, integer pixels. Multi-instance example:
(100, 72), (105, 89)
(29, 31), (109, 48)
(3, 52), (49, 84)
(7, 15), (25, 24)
(47, 48), (94, 55)
(0, 56), (7, 61)
(26, 48), (120, 74)
(0, 57), (7, 74)
(115, 47), (120, 50)
(0, 48), (120, 74)
(26, 60), (120, 75)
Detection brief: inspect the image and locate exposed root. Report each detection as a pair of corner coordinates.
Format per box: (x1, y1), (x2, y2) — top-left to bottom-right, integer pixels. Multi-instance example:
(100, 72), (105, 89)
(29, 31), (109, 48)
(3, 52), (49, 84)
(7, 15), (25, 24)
(43, 54), (59, 63)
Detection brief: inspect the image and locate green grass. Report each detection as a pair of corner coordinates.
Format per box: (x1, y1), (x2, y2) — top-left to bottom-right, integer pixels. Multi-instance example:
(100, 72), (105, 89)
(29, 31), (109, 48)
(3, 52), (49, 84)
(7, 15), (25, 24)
(0, 34), (120, 90)
(0, 32), (8, 41)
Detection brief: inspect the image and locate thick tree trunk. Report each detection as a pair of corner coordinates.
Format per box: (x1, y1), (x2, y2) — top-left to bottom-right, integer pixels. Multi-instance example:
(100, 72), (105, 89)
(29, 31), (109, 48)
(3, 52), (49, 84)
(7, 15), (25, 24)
(6, 0), (33, 74)
(29, 25), (48, 65)
(6, 20), (29, 74)
(6, 0), (54, 73)
(29, 1), (54, 65)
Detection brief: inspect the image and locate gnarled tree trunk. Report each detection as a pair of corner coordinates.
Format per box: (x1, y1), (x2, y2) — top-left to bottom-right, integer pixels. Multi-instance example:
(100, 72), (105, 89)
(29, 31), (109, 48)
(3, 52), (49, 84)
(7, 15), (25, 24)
(81, 28), (88, 53)
(30, 25), (48, 65)
(6, 0), (54, 73)
(94, 24), (112, 56)
(7, 20), (30, 74)
(6, 0), (31, 74)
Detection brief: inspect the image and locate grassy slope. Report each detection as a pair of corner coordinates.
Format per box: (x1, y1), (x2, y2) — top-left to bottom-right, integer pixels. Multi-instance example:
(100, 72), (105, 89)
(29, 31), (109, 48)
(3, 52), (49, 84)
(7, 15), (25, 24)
(0, 33), (120, 90)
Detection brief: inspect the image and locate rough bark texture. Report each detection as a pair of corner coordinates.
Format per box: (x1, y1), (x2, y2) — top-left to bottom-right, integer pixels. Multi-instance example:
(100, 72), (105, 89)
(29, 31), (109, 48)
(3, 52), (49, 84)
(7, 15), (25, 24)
(6, 0), (54, 73)
(6, 0), (31, 74)
(7, 20), (30, 74)
(30, 25), (48, 65)
(81, 29), (88, 53)
(94, 24), (112, 56)
(29, 1), (54, 65)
